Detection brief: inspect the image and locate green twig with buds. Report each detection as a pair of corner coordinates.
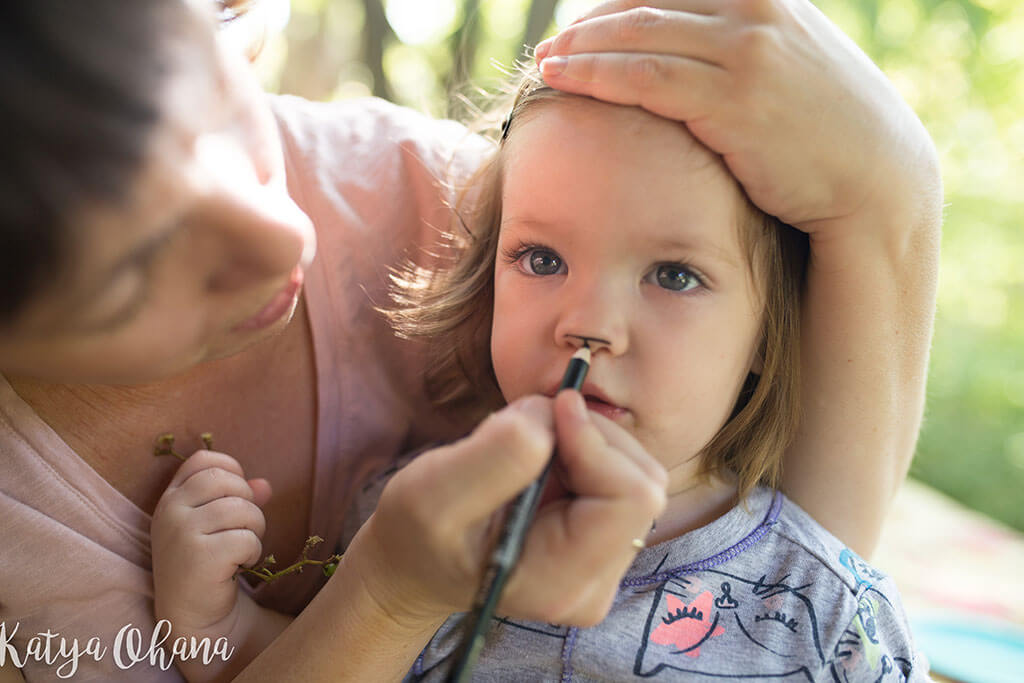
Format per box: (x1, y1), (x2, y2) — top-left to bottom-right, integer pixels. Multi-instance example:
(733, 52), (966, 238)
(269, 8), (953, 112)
(154, 432), (342, 581)
(238, 535), (342, 581)
(154, 432), (213, 461)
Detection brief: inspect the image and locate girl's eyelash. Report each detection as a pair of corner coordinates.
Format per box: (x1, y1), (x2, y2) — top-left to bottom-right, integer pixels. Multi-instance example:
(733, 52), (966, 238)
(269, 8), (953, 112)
(500, 241), (708, 290)
(499, 241), (550, 265)
(650, 261), (709, 290)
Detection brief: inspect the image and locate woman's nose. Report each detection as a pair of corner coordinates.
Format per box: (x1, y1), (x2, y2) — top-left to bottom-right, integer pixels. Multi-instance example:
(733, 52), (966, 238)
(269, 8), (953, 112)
(191, 134), (316, 292)
(199, 187), (316, 292)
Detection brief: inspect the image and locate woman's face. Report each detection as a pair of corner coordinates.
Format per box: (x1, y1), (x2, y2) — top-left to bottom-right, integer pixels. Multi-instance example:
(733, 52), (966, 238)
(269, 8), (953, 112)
(0, 21), (316, 385)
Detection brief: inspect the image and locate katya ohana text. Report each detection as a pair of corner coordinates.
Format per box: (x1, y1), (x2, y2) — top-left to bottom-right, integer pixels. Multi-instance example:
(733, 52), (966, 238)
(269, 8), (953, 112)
(0, 620), (234, 679)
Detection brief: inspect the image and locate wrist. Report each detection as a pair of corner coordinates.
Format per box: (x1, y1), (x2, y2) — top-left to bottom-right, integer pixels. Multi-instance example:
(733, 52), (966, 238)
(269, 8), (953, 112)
(340, 515), (454, 634)
(229, 531), (449, 682)
(802, 115), (942, 251)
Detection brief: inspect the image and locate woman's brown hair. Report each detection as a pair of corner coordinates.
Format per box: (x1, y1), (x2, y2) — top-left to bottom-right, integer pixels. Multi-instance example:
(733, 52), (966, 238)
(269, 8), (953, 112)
(387, 69), (809, 500)
(0, 1), (239, 325)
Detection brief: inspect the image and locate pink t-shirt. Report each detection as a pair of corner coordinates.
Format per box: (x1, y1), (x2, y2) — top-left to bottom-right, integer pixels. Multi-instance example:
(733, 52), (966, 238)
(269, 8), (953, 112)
(0, 96), (486, 681)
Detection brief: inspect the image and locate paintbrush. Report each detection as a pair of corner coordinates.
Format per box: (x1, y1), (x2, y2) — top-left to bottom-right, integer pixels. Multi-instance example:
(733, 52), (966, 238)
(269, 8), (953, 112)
(446, 343), (592, 682)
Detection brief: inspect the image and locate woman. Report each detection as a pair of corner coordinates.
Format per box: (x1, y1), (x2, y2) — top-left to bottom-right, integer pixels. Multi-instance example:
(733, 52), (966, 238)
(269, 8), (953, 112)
(0, 0), (940, 680)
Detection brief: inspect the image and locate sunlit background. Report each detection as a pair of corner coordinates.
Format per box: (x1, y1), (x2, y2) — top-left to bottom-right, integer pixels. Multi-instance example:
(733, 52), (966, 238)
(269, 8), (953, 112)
(244, 0), (1024, 534)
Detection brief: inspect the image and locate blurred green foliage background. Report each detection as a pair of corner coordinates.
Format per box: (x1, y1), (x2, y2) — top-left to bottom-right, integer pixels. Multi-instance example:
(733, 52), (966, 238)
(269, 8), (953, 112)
(244, 0), (1024, 532)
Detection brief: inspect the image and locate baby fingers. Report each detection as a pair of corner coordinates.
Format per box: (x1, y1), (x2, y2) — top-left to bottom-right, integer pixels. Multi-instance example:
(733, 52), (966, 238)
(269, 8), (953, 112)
(202, 528), (265, 571)
(173, 462), (258, 509)
(192, 495), (267, 540)
(166, 449), (246, 488)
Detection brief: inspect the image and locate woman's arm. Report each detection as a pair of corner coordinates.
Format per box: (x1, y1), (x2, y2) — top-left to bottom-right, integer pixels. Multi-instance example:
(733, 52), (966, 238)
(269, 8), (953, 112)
(783, 191), (939, 558)
(234, 394), (666, 681)
(536, 0), (942, 557)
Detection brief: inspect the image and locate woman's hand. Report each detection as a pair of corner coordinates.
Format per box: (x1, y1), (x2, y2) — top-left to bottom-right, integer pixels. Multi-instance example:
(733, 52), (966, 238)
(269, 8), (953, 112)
(346, 392), (667, 629)
(535, 0), (941, 236)
(233, 394), (665, 682)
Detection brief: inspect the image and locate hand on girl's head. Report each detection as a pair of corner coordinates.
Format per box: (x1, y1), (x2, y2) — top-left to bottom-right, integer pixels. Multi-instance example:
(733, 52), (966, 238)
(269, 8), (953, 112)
(534, 1), (938, 232)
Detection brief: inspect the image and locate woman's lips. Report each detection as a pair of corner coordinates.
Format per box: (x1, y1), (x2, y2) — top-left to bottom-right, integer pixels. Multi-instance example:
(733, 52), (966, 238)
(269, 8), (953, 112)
(232, 266), (304, 332)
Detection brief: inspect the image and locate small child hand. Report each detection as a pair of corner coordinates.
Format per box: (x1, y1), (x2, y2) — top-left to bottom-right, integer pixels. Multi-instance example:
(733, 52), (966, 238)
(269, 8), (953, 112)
(151, 449), (271, 648)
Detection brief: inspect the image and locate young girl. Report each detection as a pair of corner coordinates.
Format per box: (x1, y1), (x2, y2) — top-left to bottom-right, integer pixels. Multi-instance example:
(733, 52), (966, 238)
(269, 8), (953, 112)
(375, 71), (927, 681)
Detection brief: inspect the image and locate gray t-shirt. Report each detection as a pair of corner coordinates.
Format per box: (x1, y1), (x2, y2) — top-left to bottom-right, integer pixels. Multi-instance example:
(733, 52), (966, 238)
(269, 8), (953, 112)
(403, 487), (929, 682)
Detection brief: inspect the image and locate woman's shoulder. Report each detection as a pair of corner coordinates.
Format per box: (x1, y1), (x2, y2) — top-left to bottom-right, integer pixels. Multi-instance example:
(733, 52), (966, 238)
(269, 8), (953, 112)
(268, 94), (488, 189)
(268, 94), (491, 273)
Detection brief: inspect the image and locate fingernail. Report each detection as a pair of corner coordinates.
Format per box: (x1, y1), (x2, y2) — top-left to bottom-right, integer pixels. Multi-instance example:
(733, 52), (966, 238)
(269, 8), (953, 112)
(541, 56), (567, 78)
(534, 39), (551, 62)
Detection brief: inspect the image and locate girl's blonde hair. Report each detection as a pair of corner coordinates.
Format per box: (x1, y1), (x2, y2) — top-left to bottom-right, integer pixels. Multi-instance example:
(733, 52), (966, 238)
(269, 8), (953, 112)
(387, 70), (808, 500)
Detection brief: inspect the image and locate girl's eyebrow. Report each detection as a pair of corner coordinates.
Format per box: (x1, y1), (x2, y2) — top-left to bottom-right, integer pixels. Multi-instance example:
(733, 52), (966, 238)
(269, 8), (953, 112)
(647, 236), (740, 268)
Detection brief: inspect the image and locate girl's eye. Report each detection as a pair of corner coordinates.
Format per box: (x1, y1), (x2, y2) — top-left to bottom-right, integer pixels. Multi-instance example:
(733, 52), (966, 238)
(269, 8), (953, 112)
(650, 264), (701, 292)
(520, 248), (564, 276)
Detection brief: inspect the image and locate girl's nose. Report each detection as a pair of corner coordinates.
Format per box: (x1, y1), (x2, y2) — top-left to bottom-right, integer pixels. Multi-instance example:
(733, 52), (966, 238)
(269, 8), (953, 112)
(553, 283), (628, 356)
(563, 334), (613, 353)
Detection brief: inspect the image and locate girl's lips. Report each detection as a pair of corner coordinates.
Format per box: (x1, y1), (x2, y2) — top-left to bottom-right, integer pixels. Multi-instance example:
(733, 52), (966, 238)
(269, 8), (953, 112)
(232, 266), (304, 332)
(546, 381), (630, 421)
(584, 396), (629, 421)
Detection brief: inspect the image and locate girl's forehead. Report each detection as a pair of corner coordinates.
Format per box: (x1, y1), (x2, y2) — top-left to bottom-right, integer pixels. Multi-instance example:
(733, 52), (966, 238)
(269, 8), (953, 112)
(503, 99), (744, 223)
(500, 97), (763, 282)
(509, 95), (721, 167)
(502, 100), (743, 234)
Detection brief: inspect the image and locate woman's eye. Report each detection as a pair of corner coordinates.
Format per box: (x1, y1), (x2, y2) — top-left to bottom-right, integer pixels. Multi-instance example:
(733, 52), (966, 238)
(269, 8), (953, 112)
(520, 249), (564, 276)
(651, 264), (700, 292)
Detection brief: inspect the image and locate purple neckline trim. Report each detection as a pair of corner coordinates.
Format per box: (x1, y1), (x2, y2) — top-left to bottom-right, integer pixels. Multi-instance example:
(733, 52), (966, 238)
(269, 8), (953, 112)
(560, 626), (579, 682)
(558, 490), (783, 681)
(620, 489), (783, 588)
